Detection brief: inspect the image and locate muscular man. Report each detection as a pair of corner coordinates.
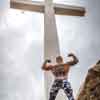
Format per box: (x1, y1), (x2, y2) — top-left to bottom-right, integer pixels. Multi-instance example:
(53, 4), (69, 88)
(42, 53), (79, 100)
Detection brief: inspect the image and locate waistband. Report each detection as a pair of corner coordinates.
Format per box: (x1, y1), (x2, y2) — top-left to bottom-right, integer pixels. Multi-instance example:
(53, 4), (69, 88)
(55, 76), (68, 80)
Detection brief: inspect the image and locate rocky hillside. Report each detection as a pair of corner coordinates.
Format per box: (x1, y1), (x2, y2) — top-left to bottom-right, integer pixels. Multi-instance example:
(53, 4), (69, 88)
(77, 60), (100, 100)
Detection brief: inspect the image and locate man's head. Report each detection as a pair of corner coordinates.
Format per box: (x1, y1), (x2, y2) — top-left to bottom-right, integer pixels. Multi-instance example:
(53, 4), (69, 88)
(56, 56), (63, 64)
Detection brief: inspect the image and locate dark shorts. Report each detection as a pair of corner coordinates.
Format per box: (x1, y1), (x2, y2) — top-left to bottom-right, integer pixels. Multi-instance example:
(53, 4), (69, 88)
(49, 79), (74, 100)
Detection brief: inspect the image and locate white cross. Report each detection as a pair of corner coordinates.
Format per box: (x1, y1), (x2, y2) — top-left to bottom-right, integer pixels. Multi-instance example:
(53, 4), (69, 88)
(10, 0), (85, 99)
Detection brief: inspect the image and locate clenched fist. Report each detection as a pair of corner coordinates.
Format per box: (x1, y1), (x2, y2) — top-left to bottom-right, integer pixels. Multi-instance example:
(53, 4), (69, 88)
(68, 53), (75, 57)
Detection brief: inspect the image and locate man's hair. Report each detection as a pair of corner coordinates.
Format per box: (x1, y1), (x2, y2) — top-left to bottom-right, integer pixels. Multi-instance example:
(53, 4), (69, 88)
(56, 56), (63, 61)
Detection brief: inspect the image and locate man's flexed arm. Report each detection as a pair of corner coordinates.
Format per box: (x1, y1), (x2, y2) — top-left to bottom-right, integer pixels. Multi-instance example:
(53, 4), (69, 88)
(42, 59), (53, 71)
(67, 53), (79, 66)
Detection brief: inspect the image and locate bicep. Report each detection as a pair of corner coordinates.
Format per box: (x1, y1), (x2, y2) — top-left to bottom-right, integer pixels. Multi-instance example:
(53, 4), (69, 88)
(67, 61), (76, 66)
(64, 64), (71, 68)
(66, 59), (78, 66)
(42, 65), (53, 71)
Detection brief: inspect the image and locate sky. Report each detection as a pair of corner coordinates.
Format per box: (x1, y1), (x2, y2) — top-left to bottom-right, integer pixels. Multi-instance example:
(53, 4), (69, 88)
(0, 0), (100, 100)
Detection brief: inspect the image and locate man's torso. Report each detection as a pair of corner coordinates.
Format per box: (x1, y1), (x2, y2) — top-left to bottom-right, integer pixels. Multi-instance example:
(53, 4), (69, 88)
(51, 64), (70, 79)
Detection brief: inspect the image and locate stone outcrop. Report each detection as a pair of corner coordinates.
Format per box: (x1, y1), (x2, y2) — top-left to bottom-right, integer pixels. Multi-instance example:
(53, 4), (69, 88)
(77, 60), (100, 100)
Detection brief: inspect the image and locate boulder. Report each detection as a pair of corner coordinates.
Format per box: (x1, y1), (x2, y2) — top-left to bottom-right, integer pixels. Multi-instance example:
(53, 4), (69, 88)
(77, 60), (100, 100)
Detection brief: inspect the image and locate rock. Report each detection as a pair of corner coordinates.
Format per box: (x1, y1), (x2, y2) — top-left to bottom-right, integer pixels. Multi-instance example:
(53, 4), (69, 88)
(77, 60), (100, 100)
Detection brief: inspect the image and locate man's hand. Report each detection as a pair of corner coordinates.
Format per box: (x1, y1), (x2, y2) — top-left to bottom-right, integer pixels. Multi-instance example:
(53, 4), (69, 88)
(42, 59), (52, 71)
(45, 59), (51, 63)
(68, 53), (75, 57)
(67, 53), (79, 66)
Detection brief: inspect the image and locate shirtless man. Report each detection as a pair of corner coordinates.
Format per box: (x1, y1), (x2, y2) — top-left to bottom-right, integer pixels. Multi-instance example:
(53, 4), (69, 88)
(42, 53), (79, 100)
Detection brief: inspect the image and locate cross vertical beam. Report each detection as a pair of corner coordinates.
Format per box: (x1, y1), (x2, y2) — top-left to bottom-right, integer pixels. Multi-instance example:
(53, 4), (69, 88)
(44, 0), (60, 99)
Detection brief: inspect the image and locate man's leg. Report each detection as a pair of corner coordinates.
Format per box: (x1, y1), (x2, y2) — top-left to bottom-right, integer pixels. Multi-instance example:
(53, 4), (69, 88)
(62, 80), (75, 100)
(49, 80), (60, 100)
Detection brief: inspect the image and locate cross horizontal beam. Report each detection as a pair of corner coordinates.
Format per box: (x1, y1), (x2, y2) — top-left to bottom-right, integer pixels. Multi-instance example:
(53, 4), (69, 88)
(54, 3), (85, 16)
(10, 0), (44, 13)
(10, 0), (85, 16)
